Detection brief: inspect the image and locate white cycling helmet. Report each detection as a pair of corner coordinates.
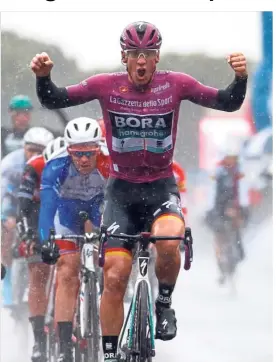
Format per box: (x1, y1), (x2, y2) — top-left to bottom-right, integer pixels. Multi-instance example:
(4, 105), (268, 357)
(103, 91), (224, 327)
(24, 127), (54, 147)
(43, 137), (68, 162)
(64, 117), (102, 145)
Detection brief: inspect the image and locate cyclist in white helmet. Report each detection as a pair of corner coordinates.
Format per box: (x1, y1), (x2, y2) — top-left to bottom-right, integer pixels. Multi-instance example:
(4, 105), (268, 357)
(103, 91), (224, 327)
(1, 127), (54, 310)
(38, 117), (110, 362)
(43, 136), (68, 162)
(15, 136), (67, 362)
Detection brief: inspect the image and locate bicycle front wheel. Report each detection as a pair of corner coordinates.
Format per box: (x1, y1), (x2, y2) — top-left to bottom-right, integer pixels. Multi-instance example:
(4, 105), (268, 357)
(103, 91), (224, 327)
(132, 280), (152, 362)
(87, 274), (101, 362)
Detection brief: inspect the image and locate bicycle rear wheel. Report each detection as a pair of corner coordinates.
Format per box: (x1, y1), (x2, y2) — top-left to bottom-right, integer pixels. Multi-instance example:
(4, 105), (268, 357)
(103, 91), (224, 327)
(132, 280), (152, 362)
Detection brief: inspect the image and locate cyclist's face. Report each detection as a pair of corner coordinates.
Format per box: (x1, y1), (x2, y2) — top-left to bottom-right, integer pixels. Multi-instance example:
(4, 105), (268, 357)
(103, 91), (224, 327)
(122, 49), (159, 85)
(68, 143), (99, 175)
(24, 144), (44, 160)
(11, 110), (31, 131)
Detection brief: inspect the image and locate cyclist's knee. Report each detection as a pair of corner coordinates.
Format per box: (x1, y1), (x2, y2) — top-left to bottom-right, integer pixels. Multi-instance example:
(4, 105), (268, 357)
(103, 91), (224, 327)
(155, 240), (180, 260)
(103, 253), (132, 298)
(28, 263), (50, 285)
(152, 214), (184, 257)
(152, 214), (185, 236)
(57, 253), (80, 286)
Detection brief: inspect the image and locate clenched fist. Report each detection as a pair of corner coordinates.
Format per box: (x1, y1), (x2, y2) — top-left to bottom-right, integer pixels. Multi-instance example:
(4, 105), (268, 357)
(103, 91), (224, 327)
(227, 53), (247, 78)
(30, 52), (54, 77)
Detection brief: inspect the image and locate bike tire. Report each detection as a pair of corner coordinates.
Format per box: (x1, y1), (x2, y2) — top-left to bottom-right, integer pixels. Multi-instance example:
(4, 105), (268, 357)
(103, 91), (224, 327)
(132, 280), (151, 362)
(87, 273), (100, 362)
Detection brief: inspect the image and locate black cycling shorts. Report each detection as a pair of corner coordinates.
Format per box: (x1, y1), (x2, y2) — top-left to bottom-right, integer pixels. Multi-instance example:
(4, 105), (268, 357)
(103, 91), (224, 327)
(101, 176), (184, 254)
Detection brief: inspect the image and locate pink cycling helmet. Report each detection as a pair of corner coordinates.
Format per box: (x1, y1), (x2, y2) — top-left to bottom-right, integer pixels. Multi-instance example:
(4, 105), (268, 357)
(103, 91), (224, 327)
(120, 21), (162, 50)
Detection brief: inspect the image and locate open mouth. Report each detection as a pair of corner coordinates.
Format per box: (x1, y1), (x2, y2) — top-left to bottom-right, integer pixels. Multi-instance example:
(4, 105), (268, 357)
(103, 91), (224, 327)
(137, 68), (146, 78)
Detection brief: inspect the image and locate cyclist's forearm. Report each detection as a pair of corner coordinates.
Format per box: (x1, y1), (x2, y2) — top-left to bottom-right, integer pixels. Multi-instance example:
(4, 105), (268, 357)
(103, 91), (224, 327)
(39, 189), (58, 242)
(36, 75), (82, 109)
(216, 76), (247, 112)
(188, 75), (247, 112)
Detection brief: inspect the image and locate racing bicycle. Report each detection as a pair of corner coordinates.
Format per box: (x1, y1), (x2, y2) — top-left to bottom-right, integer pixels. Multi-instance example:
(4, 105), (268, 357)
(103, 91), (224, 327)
(48, 211), (101, 362)
(98, 226), (193, 362)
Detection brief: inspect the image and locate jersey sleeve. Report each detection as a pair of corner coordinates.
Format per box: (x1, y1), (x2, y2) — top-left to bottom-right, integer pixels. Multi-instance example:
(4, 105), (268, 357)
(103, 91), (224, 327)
(18, 164), (39, 219)
(96, 153), (110, 179)
(38, 160), (63, 242)
(36, 73), (109, 109)
(172, 160), (186, 192)
(174, 72), (247, 112)
(18, 164), (38, 200)
(66, 73), (109, 104)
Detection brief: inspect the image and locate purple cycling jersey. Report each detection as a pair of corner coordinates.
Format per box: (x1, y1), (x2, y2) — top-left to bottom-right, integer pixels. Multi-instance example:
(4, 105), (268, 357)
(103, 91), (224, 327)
(66, 71), (218, 183)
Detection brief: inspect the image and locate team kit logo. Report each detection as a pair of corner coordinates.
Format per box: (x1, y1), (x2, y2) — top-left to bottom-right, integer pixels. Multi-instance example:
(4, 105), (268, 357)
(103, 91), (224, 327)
(108, 110), (174, 154)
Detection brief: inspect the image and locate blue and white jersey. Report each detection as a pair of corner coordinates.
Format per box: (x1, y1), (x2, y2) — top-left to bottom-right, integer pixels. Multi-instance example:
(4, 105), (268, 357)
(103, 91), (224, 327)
(39, 155), (106, 242)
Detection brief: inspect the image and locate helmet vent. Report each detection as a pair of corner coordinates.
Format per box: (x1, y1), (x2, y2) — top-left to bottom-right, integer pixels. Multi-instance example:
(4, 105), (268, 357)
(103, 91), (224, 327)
(85, 123), (91, 131)
(94, 128), (98, 138)
(74, 123), (79, 131)
(126, 30), (133, 41)
(149, 30), (156, 41)
(66, 129), (71, 139)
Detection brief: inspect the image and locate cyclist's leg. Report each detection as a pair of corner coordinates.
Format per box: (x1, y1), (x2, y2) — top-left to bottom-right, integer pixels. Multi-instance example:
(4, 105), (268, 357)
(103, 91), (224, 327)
(89, 194), (105, 278)
(28, 256), (50, 362)
(100, 181), (135, 362)
(54, 220), (81, 361)
(150, 193), (185, 341)
(28, 208), (51, 361)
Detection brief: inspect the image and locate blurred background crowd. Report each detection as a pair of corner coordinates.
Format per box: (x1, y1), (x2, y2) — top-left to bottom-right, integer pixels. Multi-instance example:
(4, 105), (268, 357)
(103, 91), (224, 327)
(1, 11), (273, 362)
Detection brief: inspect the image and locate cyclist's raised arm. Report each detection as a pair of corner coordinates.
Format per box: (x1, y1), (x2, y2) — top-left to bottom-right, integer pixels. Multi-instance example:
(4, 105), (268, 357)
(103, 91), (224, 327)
(185, 75), (247, 112)
(38, 159), (63, 242)
(36, 73), (107, 110)
(177, 53), (248, 112)
(31, 52), (108, 109)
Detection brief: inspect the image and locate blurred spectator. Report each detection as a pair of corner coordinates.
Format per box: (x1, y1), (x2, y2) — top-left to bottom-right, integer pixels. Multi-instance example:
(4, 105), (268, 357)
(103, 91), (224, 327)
(205, 138), (250, 284)
(1, 95), (33, 158)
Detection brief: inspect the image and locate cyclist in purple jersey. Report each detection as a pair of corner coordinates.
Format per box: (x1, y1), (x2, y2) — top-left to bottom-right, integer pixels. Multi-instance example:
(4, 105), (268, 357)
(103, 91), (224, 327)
(31, 21), (248, 362)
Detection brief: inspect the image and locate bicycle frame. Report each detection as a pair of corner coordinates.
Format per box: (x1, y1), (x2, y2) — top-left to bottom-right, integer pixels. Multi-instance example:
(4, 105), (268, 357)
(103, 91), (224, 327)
(45, 265), (57, 327)
(79, 235), (100, 339)
(81, 237), (97, 273)
(118, 244), (155, 358)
